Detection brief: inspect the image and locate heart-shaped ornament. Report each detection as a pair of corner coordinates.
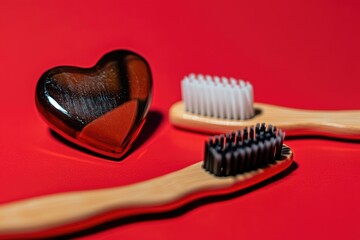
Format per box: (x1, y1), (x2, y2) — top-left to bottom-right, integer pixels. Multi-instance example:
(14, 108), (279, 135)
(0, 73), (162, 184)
(36, 50), (152, 158)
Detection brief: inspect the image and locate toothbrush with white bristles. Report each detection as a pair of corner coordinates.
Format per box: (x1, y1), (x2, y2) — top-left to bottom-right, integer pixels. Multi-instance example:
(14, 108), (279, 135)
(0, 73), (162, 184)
(181, 74), (254, 120)
(170, 73), (360, 139)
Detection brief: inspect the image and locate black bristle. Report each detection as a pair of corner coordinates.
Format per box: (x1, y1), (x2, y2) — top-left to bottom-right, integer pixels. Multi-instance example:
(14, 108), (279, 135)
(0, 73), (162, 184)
(257, 141), (265, 166)
(250, 144), (259, 169)
(255, 123), (261, 134)
(259, 132), (265, 141)
(275, 135), (282, 158)
(236, 130), (242, 144)
(231, 151), (238, 175)
(237, 148), (246, 173)
(267, 124), (273, 134)
(214, 136), (219, 146)
(244, 146), (252, 172)
(265, 133), (271, 140)
(231, 132), (236, 143)
(204, 141), (210, 170)
(246, 139), (254, 148)
(224, 152), (232, 176)
(225, 142), (231, 151)
(203, 123), (287, 177)
(243, 128), (248, 140)
(263, 140), (272, 165)
(220, 134), (225, 148)
(209, 138), (214, 147)
(249, 126), (255, 140)
(226, 133), (231, 144)
(269, 138), (277, 162)
(211, 148), (222, 176)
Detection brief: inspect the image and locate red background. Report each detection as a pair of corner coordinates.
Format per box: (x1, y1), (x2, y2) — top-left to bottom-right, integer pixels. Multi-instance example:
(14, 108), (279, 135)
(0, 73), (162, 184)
(1, 0), (360, 239)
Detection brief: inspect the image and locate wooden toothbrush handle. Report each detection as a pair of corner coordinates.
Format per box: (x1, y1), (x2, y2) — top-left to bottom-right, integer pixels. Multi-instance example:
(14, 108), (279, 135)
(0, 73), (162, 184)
(0, 151), (293, 239)
(0, 162), (235, 239)
(287, 109), (360, 139)
(170, 102), (360, 139)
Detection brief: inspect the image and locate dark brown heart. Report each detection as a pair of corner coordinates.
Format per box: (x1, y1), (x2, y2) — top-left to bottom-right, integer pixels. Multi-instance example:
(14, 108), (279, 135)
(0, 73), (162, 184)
(35, 50), (152, 158)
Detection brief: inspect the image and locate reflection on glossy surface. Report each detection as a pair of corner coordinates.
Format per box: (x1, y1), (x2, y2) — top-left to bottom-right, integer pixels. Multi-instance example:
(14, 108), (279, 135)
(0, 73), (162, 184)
(36, 50), (152, 158)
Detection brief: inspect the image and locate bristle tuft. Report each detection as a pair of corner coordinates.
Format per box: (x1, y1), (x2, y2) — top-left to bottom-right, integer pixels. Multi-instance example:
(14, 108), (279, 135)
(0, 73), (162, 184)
(181, 74), (254, 120)
(203, 123), (286, 176)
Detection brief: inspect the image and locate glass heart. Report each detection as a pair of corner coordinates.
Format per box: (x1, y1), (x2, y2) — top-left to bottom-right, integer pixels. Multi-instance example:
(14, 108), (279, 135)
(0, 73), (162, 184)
(36, 50), (152, 158)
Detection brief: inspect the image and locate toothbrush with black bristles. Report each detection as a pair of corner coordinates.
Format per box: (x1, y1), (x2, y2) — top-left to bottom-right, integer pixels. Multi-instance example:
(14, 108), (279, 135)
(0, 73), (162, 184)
(0, 123), (293, 239)
(204, 123), (285, 176)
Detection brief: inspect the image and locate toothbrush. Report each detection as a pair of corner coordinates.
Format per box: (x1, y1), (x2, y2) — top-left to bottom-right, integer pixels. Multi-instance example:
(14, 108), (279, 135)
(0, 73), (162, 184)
(0, 124), (293, 239)
(169, 74), (360, 139)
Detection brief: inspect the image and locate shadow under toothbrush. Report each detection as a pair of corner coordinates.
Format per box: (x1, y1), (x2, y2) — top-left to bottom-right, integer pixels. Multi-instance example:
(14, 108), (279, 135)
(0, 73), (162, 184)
(49, 110), (164, 161)
(51, 161), (298, 239)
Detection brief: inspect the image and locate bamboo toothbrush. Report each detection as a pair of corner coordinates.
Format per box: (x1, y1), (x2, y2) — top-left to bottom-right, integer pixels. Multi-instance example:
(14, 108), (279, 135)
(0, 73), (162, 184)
(0, 124), (293, 239)
(169, 74), (360, 139)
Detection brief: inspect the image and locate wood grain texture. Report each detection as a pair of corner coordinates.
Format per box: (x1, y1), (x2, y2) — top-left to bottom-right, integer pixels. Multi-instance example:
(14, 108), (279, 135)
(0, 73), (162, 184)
(0, 146), (293, 239)
(169, 101), (360, 139)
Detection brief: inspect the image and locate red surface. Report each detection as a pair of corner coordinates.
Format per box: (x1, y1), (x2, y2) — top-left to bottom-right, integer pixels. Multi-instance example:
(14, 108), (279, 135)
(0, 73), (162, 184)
(0, 0), (360, 239)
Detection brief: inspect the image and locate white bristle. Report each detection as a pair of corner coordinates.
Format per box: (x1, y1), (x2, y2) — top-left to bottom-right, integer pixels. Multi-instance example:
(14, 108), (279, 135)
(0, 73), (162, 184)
(229, 85), (238, 119)
(181, 77), (187, 111)
(209, 81), (217, 117)
(224, 84), (232, 119)
(238, 87), (245, 120)
(230, 78), (237, 87)
(181, 74), (255, 120)
(216, 83), (225, 119)
(205, 75), (212, 82)
(198, 74), (205, 82)
(198, 80), (206, 116)
(221, 77), (229, 85)
(204, 81), (211, 116)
